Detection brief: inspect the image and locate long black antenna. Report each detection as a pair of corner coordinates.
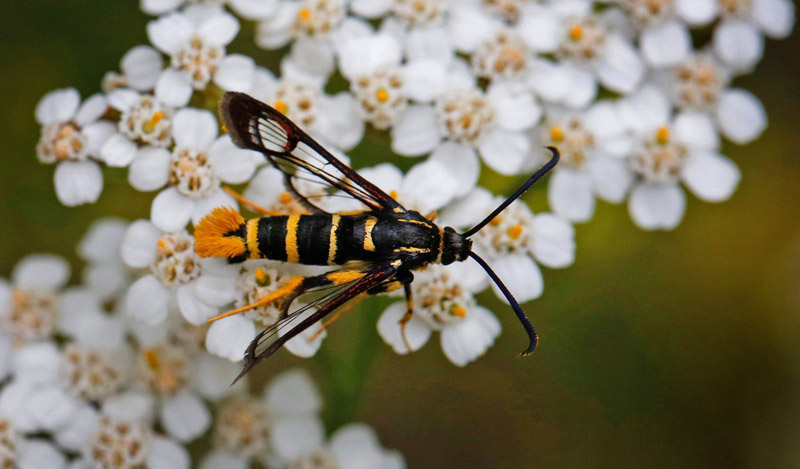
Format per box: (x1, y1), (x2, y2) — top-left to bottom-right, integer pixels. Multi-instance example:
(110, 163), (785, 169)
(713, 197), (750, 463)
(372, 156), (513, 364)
(468, 251), (538, 356)
(461, 146), (560, 238)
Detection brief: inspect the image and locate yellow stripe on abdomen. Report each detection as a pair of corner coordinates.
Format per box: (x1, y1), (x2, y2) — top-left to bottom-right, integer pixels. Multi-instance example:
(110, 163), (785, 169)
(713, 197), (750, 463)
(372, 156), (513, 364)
(246, 218), (261, 260)
(328, 215), (340, 265)
(285, 215), (301, 263)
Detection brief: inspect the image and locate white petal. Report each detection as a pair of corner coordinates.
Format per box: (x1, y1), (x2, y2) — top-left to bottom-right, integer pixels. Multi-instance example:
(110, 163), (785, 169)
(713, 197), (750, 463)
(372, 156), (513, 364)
(488, 254), (543, 303)
(478, 129), (530, 176)
(172, 108), (218, 150)
(337, 34), (401, 79)
(155, 69), (193, 107)
(214, 54), (256, 91)
(229, 0), (279, 20)
(205, 316), (255, 361)
(561, 65), (598, 109)
(753, 0), (795, 39)
(530, 213), (576, 268)
(628, 183), (686, 230)
(0, 380), (40, 431)
(547, 169), (595, 223)
(282, 39), (335, 84)
(107, 88), (140, 112)
(100, 133), (138, 167)
(314, 92), (364, 151)
(147, 12), (193, 54)
(713, 19), (764, 71)
(151, 187), (193, 233)
(75, 94), (108, 126)
(193, 354), (247, 400)
(401, 159), (459, 213)
(140, 0), (182, 15)
(255, 3), (297, 50)
(673, 111), (720, 151)
(54, 161), (103, 206)
(242, 166), (286, 207)
(121, 219), (161, 268)
(438, 187), (495, 230)
(83, 121), (117, 157)
(429, 142), (479, 197)
(197, 10), (240, 46)
(586, 155), (633, 203)
(717, 89), (767, 145)
(528, 59), (570, 102)
(177, 284), (217, 325)
(517, 7), (560, 52)
(208, 136), (258, 183)
(350, 0), (392, 18)
(28, 385), (80, 430)
(191, 189), (237, 226)
(13, 254), (70, 291)
(402, 59), (447, 103)
(36, 88), (80, 125)
(125, 275), (170, 325)
(54, 405), (99, 451)
(596, 34), (645, 94)
(487, 83), (541, 132)
(18, 440), (66, 469)
(83, 264), (127, 301)
(129, 146), (171, 191)
(13, 341), (60, 383)
(675, 0), (718, 26)
(404, 26), (453, 63)
(440, 306), (501, 367)
(618, 85), (671, 133)
(162, 391), (211, 442)
(640, 21), (690, 68)
(377, 302), (431, 354)
(271, 417), (325, 462)
(194, 260), (238, 306)
(681, 152), (741, 202)
(448, 6), (499, 53)
(102, 390), (155, 422)
(391, 106), (441, 157)
(147, 436), (190, 469)
(360, 163), (403, 194)
(265, 368), (322, 416)
(121, 45), (163, 91)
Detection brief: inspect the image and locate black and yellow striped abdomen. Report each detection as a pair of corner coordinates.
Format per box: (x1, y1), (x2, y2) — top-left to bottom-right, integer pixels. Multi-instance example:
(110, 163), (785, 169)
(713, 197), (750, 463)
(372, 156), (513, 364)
(194, 207), (442, 268)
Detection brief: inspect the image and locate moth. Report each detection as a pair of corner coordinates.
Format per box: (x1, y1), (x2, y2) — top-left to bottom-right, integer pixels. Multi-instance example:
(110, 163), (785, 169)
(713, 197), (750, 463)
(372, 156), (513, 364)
(195, 92), (560, 381)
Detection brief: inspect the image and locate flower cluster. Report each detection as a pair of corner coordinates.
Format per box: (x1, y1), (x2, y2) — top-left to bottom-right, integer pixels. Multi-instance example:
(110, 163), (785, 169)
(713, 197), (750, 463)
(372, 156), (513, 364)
(0, 250), (402, 468)
(18, 1), (795, 464)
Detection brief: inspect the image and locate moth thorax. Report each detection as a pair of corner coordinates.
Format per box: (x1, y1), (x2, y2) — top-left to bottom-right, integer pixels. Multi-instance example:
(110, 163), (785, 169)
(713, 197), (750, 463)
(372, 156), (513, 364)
(441, 227), (471, 265)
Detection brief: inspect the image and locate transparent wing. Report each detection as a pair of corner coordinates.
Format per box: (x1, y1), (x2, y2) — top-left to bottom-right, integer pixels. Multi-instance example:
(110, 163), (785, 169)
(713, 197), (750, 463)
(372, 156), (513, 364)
(220, 92), (404, 214)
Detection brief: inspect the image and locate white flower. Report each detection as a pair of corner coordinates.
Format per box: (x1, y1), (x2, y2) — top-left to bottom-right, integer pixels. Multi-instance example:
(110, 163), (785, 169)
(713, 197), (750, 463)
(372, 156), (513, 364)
(392, 82), (541, 176)
(35, 88), (114, 206)
(615, 0), (718, 67)
(127, 107), (259, 232)
(538, 104), (634, 223)
(121, 220), (238, 326)
(378, 263), (501, 366)
(251, 74), (365, 151)
(201, 368), (323, 468)
(147, 4), (252, 107)
(107, 88), (174, 151)
(0, 254), (69, 346)
(713, 0), (795, 72)
(450, 189), (576, 303)
(77, 218), (131, 301)
(619, 88), (741, 230)
(256, 0), (351, 50)
(521, 10), (645, 102)
(102, 45), (164, 93)
(663, 54), (767, 144)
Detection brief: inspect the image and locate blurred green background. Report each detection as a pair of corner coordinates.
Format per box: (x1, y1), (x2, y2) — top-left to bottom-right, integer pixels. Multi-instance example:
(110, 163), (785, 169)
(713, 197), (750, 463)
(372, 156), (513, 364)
(2, 2), (800, 468)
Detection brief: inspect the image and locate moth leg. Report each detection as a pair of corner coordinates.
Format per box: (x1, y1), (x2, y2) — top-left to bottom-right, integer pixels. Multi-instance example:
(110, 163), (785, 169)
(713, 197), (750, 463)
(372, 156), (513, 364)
(223, 186), (284, 216)
(398, 282), (416, 353)
(207, 275), (305, 323)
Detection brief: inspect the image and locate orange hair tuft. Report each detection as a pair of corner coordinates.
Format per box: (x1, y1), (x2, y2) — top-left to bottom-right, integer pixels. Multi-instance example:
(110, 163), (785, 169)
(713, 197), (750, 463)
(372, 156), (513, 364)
(194, 206), (247, 258)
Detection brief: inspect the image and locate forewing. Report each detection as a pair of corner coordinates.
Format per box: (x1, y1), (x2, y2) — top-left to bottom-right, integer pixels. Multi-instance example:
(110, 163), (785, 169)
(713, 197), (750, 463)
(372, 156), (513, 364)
(220, 92), (404, 214)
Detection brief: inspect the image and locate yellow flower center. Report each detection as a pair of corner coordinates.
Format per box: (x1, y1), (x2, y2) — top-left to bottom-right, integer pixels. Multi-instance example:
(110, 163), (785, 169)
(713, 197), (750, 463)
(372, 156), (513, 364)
(255, 268), (269, 286)
(450, 305), (467, 318)
(298, 7), (312, 21)
(656, 126), (670, 145)
(550, 125), (565, 142)
(375, 89), (389, 103)
(143, 111), (164, 133)
(280, 192), (292, 205)
(569, 25), (583, 41)
(274, 99), (288, 114)
(507, 224), (523, 239)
